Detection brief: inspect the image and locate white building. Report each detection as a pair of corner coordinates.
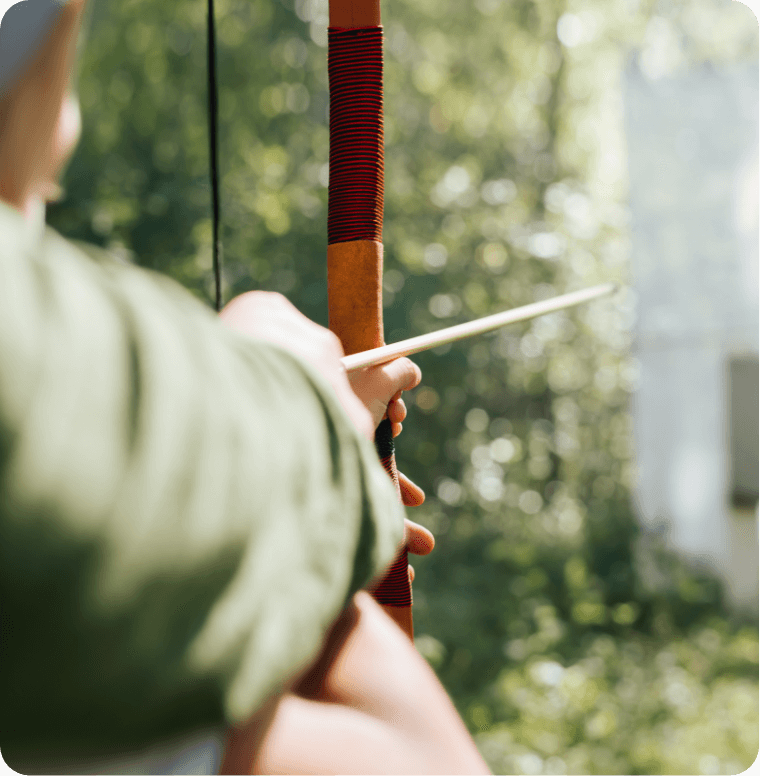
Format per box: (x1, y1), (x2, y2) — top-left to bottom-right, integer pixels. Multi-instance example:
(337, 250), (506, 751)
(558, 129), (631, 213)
(624, 60), (758, 613)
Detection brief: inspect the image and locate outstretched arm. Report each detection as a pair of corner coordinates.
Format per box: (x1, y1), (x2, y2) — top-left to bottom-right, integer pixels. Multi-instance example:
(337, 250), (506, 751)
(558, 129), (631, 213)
(221, 592), (491, 775)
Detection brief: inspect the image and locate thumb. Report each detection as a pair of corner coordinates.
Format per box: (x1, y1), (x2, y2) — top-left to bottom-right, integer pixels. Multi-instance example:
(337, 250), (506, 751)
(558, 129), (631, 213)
(376, 357), (422, 399)
(347, 358), (422, 428)
(369, 358), (421, 427)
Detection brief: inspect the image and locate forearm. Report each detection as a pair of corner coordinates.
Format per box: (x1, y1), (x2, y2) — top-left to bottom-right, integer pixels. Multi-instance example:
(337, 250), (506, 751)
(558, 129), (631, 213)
(221, 593), (490, 775)
(227, 693), (432, 775)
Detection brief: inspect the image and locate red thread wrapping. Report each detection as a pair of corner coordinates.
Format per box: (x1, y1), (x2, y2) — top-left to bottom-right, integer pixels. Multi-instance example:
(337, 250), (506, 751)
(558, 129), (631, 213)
(373, 444), (412, 608)
(328, 27), (384, 244)
(372, 545), (411, 606)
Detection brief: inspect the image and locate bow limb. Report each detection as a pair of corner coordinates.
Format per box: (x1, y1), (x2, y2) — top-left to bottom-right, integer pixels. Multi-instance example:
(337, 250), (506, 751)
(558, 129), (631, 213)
(326, 0), (414, 640)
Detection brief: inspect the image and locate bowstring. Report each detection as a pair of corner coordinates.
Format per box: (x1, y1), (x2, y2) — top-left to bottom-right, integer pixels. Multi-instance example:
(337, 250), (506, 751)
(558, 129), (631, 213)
(207, 0), (223, 312)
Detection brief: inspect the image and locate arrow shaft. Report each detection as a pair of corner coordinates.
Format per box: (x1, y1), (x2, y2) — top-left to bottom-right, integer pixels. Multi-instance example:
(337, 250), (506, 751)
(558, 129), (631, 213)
(341, 283), (618, 372)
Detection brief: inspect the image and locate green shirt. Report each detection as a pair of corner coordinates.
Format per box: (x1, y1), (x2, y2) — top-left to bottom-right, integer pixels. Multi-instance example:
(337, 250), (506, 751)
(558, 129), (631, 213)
(0, 202), (404, 766)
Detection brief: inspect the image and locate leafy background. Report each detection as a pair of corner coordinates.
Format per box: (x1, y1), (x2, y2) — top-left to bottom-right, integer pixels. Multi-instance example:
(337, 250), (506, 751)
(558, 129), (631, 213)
(49, 0), (758, 773)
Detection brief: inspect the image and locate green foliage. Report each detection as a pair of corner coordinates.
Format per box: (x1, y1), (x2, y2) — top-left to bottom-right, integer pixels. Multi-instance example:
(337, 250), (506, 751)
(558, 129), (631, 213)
(49, 0), (758, 772)
(473, 624), (758, 775)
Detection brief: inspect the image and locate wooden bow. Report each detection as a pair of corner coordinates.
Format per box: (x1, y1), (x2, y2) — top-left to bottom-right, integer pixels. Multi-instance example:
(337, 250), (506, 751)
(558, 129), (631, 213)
(326, 0), (414, 640)
(220, 5), (412, 769)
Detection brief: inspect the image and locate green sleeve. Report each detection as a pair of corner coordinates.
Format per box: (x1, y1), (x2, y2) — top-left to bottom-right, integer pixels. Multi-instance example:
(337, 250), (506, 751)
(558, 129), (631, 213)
(0, 202), (404, 763)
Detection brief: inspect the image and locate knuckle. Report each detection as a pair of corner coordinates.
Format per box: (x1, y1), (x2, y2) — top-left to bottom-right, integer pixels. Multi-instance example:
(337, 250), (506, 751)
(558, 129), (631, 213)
(322, 329), (345, 357)
(258, 291), (290, 310)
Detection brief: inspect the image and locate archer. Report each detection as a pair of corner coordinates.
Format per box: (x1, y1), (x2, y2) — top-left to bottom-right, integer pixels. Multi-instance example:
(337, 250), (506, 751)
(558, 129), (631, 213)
(0, 1), (489, 773)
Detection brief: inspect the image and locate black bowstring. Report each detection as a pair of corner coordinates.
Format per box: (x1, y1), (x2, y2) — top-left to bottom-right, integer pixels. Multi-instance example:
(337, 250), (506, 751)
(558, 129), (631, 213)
(207, 0), (223, 312)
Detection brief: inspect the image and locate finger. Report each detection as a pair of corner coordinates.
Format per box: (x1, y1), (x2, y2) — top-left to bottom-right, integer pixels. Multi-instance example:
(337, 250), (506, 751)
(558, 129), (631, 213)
(399, 472), (425, 507)
(392, 421), (402, 438)
(404, 518), (435, 555)
(333, 363), (381, 437)
(378, 357), (422, 396)
(387, 397), (407, 425)
(368, 398), (389, 428)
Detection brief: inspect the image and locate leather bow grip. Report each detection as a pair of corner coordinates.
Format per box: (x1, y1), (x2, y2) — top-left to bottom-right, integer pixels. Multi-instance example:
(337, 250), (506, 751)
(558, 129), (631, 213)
(326, 242), (413, 640)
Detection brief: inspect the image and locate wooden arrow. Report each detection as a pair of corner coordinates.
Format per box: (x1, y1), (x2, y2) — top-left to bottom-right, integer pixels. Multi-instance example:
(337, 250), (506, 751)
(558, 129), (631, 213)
(342, 282), (618, 372)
